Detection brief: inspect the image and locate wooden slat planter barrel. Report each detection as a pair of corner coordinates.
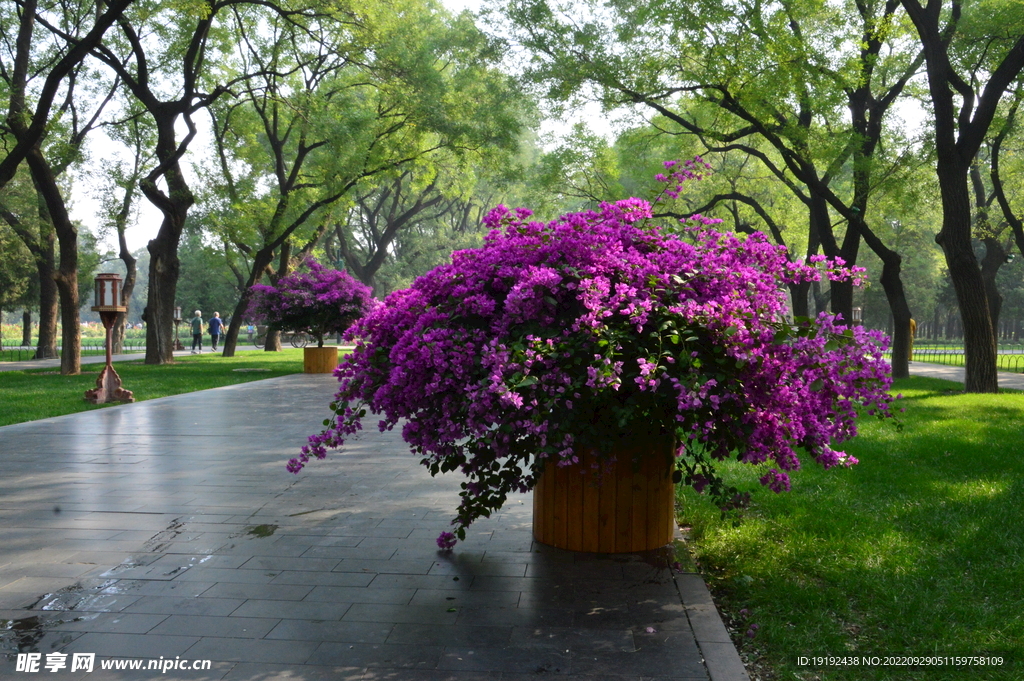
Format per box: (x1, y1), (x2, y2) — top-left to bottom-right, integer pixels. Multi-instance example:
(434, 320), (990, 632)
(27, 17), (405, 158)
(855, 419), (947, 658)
(303, 346), (339, 374)
(533, 436), (676, 553)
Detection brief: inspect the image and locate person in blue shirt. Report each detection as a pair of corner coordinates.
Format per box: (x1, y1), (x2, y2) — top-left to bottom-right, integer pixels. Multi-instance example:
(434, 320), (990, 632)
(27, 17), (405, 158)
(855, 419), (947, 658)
(190, 311), (203, 353)
(208, 312), (224, 351)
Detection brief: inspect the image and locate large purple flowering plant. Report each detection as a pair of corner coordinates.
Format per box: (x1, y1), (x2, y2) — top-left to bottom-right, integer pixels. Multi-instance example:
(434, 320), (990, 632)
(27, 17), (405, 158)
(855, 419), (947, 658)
(292, 161), (896, 548)
(247, 259), (373, 347)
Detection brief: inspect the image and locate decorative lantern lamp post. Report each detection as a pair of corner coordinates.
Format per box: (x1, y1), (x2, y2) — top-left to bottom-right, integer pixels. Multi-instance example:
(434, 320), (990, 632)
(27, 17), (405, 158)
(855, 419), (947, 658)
(173, 305), (184, 351)
(84, 273), (135, 404)
(852, 307), (863, 325)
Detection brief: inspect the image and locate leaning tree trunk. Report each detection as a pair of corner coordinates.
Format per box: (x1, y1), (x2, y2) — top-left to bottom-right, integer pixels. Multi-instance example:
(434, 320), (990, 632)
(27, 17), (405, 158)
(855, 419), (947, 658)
(221, 247), (275, 358)
(877, 251), (913, 380)
(262, 242), (292, 354)
(112, 226), (137, 354)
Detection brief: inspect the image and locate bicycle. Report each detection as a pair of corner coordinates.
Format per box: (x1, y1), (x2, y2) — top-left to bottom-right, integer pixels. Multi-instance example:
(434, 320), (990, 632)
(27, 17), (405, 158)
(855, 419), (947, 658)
(253, 329), (310, 348)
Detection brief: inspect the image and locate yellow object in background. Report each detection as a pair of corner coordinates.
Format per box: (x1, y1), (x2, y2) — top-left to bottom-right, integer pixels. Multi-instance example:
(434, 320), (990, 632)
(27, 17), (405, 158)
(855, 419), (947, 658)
(909, 318), (917, 361)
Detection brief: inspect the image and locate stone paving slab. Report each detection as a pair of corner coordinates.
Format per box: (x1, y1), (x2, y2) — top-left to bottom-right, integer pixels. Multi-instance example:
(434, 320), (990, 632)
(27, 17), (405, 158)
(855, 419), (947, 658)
(0, 374), (748, 680)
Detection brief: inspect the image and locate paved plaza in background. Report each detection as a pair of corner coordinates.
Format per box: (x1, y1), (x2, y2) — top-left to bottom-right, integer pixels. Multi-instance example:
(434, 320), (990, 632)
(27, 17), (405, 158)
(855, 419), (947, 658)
(0, 373), (747, 680)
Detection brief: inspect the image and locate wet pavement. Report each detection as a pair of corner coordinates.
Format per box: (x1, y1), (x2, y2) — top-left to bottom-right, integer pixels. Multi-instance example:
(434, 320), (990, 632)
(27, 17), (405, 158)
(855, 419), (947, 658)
(0, 374), (746, 680)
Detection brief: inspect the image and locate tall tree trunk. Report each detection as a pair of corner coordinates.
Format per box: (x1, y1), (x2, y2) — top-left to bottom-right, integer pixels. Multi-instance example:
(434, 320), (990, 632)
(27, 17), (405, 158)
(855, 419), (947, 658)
(936, 167), (998, 391)
(788, 280), (810, 317)
(145, 227), (184, 363)
(26, 148), (80, 375)
(979, 237), (1005, 343)
(264, 329), (283, 352)
(832, 219), (860, 325)
(2, 198), (58, 358)
(54, 269), (79, 373)
(21, 309), (31, 346)
(142, 110), (195, 365)
(809, 193), (858, 324)
(34, 238), (58, 359)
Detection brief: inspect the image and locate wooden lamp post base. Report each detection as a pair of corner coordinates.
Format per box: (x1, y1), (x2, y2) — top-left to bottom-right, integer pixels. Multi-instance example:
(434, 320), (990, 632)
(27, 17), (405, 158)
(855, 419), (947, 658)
(85, 364), (134, 404)
(84, 308), (134, 404)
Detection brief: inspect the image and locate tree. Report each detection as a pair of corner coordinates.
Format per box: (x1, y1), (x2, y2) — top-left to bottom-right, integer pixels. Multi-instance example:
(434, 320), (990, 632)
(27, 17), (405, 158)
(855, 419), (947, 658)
(329, 168), (472, 295)
(0, 170), (58, 357)
(0, 0), (135, 191)
(87, 0), (274, 364)
(899, 0), (1024, 391)
(206, 0), (522, 356)
(96, 105), (154, 353)
(503, 0), (926, 377)
(175, 224), (244, 324)
(0, 216), (33, 324)
(2, 0), (131, 371)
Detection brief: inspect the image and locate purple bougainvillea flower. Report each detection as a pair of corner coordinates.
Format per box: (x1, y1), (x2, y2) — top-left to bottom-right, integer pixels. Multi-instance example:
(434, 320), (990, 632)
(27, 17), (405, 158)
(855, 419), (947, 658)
(292, 160), (897, 548)
(247, 258), (373, 347)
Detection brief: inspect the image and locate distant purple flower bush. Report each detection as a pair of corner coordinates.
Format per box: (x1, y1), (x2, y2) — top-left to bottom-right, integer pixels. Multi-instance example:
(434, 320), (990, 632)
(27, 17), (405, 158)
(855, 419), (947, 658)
(292, 160), (896, 546)
(247, 259), (373, 347)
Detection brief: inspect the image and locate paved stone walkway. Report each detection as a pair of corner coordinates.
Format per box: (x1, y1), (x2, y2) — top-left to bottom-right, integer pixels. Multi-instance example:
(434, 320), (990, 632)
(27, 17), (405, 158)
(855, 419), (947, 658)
(907, 360), (1024, 390)
(0, 374), (747, 680)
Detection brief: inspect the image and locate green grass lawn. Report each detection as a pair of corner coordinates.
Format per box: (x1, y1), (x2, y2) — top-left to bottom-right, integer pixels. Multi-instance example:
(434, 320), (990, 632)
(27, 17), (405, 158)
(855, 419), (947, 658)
(677, 377), (1023, 680)
(0, 349), (307, 428)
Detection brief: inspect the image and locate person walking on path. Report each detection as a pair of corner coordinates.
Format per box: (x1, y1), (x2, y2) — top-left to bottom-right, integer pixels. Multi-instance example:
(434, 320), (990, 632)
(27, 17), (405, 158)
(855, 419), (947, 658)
(208, 312), (224, 351)
(190, 310), (203, 354)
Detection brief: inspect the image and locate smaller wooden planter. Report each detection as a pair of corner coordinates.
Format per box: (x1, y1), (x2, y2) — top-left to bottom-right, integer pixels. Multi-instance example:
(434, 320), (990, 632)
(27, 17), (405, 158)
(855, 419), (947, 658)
(533, 435), (676, 553)
(303, 346), (339, 374)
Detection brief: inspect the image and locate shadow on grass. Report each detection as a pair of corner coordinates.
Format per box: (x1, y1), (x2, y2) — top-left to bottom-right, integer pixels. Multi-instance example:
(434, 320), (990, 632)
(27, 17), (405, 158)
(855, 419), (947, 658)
(678, 381), (1024, 680)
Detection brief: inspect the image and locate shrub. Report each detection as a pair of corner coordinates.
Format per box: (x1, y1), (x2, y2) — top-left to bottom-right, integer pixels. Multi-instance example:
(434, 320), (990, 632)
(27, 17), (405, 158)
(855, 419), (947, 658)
(247, 259), (373, 347)
(294, 161), (896, 548)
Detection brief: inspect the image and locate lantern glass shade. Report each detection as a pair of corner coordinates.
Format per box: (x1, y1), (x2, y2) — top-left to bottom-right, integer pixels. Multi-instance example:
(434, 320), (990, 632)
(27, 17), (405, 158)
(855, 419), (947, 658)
(174, 306), (182, 322)
(93, 273), (123, 308)
(852, 307), (863, 324)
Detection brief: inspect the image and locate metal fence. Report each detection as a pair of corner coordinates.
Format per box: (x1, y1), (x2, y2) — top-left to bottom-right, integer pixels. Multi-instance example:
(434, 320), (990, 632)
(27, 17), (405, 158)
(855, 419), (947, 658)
(887, 343), (1024, 374)
(0, 339), (147, 363)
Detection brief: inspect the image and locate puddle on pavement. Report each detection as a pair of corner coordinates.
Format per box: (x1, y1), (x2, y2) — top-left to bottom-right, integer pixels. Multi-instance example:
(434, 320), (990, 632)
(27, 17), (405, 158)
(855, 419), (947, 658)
(245, 524), (278, 538)
(27, 580), (128, 613)
(2, 586), (106, 656)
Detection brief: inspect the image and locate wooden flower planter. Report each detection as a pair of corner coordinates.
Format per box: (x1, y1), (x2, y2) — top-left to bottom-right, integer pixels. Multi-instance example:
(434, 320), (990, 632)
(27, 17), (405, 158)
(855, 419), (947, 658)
(303, 346), (339, 374)
(533, 435), (676, 553)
